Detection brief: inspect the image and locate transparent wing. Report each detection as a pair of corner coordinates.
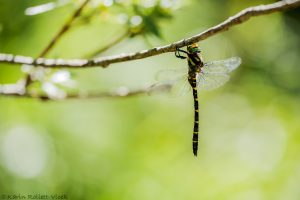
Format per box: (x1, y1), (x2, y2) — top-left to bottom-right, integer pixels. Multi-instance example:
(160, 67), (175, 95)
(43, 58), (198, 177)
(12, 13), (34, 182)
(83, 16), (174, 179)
(154, 68), (190, 96)
(155, 68), (187, 82)
(197, 72), (230, 91)
(147, 82), (173, 95)
(197, 57), (241, 91)
(202, 57), (241, 74)
(170, 76), (191, 96)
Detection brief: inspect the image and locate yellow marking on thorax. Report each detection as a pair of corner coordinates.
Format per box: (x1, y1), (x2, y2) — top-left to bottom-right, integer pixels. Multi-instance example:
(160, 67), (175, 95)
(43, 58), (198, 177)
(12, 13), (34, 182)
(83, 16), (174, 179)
(188, 58), (195, 66)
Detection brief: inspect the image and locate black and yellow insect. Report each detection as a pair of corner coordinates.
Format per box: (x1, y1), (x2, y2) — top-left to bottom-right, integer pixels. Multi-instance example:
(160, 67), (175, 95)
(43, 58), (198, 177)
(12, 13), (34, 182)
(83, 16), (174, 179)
(175, 43), (203, 156)
(172, 43), (242, 156)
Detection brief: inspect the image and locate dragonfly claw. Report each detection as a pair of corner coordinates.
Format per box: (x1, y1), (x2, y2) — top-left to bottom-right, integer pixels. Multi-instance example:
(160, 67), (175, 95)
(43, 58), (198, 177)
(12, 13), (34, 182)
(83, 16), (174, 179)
(175, 47), (187, 59)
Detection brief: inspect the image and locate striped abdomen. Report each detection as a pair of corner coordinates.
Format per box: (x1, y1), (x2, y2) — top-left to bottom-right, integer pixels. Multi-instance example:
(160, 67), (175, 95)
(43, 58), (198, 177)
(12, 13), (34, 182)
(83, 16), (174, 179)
(188, 74), (199, 156)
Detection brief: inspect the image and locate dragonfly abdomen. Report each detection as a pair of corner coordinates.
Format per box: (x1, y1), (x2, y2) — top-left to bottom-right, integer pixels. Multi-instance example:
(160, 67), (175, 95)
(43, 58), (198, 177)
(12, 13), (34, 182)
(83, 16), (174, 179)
(188, 75), (199, 156)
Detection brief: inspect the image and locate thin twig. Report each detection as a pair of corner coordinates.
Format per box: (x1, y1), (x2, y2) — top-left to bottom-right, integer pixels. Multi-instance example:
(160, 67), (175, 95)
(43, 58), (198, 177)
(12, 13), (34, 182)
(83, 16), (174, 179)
(85, 30), (131, 58)
(39, 0), (90, 57)
(1, 0), (299, 69)
(24, 0), (90, 87)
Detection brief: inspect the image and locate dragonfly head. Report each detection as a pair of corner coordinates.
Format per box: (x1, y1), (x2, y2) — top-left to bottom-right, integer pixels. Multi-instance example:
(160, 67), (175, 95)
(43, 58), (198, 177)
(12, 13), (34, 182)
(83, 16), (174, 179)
(187, 43), (201, 54)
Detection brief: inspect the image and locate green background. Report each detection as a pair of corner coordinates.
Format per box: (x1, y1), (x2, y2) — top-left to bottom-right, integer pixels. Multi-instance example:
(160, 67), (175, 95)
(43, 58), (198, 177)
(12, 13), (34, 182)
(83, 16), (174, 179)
(0, 0), (300, 199)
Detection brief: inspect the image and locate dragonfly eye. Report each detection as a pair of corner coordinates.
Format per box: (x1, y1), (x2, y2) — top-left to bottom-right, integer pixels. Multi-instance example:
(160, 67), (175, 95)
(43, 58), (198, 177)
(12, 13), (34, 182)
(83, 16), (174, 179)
(187, 47), (201, 54)
(191, 49), (201, 54)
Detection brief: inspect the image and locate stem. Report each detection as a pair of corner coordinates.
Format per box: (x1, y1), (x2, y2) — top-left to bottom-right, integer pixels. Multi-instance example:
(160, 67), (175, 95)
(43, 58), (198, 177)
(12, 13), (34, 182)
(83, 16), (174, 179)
(85, 30), (131, 58)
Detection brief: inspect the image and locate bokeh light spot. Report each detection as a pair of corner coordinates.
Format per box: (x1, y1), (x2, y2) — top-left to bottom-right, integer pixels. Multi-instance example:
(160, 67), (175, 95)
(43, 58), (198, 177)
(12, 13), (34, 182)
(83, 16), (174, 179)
(1, 126), (48, 178)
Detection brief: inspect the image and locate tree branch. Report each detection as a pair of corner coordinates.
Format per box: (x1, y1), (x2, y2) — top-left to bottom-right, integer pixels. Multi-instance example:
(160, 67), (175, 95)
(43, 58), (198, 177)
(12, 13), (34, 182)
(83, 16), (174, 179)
(0, 83), (171, 100)
(0, 0), (299, 69)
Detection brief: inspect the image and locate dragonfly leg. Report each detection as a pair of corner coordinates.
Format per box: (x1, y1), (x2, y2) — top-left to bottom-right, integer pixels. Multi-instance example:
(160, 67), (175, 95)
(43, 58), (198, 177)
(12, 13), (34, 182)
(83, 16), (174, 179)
(175, 48), (188, 59)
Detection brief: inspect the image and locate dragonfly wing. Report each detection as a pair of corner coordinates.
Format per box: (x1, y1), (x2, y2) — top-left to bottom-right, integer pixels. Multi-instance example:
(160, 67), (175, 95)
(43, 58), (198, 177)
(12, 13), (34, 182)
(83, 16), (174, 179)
(151, 74), (190, 96)
(147, 82), (173, 95)
(171, 76), (191, 96)
(155, 68), (187, 82)
(198, 57), (241, 91)
(197, 72), (230, 91)
(202, 57), (241, 74)
(155, 68), (190, 96)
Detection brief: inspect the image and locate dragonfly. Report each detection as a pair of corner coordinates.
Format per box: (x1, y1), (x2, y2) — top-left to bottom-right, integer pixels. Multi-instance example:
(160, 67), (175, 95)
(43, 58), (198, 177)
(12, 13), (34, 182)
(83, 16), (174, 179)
(156, 43), (241, 156)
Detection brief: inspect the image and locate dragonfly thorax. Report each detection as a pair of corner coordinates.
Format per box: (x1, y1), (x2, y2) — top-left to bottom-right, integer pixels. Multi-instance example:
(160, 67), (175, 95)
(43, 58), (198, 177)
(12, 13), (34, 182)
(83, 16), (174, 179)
(187, 43), (201, 54)
(187, 43), (203, 74)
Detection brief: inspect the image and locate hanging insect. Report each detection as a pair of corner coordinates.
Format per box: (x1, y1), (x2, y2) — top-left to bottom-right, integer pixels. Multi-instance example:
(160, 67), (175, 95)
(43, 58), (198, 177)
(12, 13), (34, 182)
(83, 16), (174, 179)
(156, 43), (241, 156)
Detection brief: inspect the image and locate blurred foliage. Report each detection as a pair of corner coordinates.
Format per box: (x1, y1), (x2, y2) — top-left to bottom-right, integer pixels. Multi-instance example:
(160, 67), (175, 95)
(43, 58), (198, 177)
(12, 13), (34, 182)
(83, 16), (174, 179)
(1, 0), (300, 200)
(129, 3), (173, 37)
